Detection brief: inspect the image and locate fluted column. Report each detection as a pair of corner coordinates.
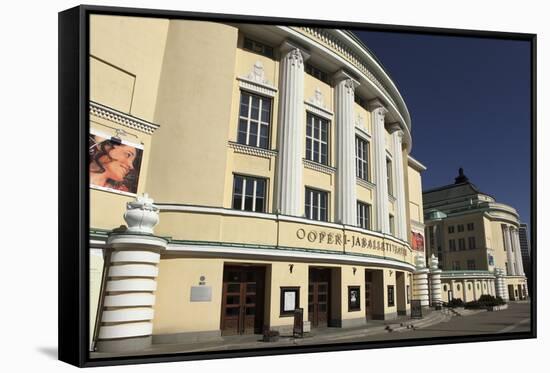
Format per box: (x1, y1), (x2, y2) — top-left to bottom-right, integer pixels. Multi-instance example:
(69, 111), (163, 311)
(462, 280), (468, 301)
(413, 253), (430, 307)
(472, 280), (478, 300)
(495, 268), (508, 301)
(96, 194), (167, 352)
(428, 254), (442, 306)
(512, 228), (525, 276)
(276, 41), (310, 216)
(334, 71), (359, 225)
(389, 126), (407, 240)
(368, 99), (389, 233)
(503, 226), (516, 275)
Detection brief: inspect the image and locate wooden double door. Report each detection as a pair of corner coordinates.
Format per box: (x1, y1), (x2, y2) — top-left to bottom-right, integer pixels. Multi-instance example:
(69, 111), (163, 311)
(309, 268), (331, 328)
(221, 266), (265, 335)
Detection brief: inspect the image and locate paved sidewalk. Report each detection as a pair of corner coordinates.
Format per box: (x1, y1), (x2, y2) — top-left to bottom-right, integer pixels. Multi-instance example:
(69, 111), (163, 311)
(90, 308), (449, 359)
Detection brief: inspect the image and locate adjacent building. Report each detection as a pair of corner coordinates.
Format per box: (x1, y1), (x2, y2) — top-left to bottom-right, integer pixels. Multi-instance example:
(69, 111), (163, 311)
(423, 169), (529, 304)
(518, 223), (532, 293)
(88, 15), (431, 353)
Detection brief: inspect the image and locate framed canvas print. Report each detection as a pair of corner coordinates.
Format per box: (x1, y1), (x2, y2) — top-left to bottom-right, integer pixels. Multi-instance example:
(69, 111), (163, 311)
(58, 4), (536, 367)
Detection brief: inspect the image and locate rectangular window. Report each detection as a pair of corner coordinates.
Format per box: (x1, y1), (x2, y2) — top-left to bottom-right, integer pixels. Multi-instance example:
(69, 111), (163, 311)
(387, 285), (395, 307)
(243, 37), (274, 58)
(389, 214), (395, 236)
(406, 285), (411, 304)
(305, 63), (329, 84)
(448, 226), (455, 234)
(458, 238), (466, 251)
(458, 224), (464, 232)
(355, 136), (370, 181)
(305, 113), (329, 165)
(467, 260), (476, 270)
(237, 92), (271, 149)
(501, 225), (507, 251)
(468, 236), (476, 250)
(452, 261), (461, 270)
(449, 239), (456, 252)
(232, 175), (267, 213)
(467, 222), (474, 231)
(386, 157), (393, 196)
(357, 201), (371, 230)
(305, 187), (328, 222)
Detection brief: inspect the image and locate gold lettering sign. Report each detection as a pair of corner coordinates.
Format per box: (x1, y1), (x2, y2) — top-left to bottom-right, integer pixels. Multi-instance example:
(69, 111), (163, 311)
(295, 228), (408, 257)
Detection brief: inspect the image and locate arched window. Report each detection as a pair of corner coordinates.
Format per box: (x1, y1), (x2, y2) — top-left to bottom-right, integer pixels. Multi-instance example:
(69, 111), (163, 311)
(468, 284), (471, 290)
(457, 284), (461, 291)
(443, 285), (448, 291)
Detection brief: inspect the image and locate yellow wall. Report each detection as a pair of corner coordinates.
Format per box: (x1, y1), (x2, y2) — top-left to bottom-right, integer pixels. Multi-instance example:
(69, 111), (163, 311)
(407, 165), (424, 224)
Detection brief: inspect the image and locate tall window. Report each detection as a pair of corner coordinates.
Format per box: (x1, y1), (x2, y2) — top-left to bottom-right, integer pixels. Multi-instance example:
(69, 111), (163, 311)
(386, 157), (393, 196)
(357, 201), (371, 229)
(387, 285), (395, 307)
(238, 92), (271, 149)
(468, 237), (476, 249)
(389, 214), (395, 236)
(232, 175), (266, 212)
(306, 113), (329, 165)
(449, 239), (456, 252)
(448, 225), (455, 234)
(467, 260), (476, 270)
(458, 238), (466, 251)
(457, 224), (464, 232)
(355, 136), (370, 181)
(305, 187), (328, 221)
(467, 222), (474, 231)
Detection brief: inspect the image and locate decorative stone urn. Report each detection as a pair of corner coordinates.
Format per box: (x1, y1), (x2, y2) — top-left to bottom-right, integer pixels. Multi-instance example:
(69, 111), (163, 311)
(123, 193), (160, 234)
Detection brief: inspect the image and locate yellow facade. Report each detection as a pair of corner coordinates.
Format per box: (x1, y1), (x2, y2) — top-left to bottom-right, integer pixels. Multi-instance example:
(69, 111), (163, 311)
(89, 15), (424, 352)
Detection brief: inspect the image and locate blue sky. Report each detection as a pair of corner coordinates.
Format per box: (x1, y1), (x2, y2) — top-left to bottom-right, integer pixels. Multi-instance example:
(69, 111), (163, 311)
(353, 30), (532, 227)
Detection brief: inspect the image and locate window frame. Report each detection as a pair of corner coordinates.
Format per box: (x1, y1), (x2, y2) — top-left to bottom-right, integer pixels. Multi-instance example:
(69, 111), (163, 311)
(237, 91), (272, 149)
(305, 187), (329, 222)
(232, 174), (268, 213)
(449, 239), (456, 252)
(387, 285), (395, 307)
(386, 156), (394, 196)
(355, 135), (370, 181)
(389, 214), (395, 236)
(468, 236), (476, 250)
(243, 37), (274, 58)
(305, 112), (330, 165)
(357, 201), (372, 230)
(458, 238), (466, 251)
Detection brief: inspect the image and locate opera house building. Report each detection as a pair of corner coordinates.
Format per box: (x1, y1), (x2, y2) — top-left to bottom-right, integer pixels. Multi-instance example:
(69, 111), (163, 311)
(89, 15), (434, 353)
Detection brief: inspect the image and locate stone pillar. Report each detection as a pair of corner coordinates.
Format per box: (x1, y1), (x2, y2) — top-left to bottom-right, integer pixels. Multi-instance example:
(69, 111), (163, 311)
(334, 71), (359, 225)
(495, 268), (508, 301)
(462, 280), (468, 302)
(276, 42), (310, 216)
(428, 254), (442, 306)
(512, 228), (525, 276)
(450, 280), (456, 299)
(472, 280), (478, 300)
(503, 225), (516, 275)
(490, 280), (496, 297)
(96, 194), (168, 353)
(389, 126), (407, 240)
(368, 99), (389, 233)
(412, 253), (430, 307)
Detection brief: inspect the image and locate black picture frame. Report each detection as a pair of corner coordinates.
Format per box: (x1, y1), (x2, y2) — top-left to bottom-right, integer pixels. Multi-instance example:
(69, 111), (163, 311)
(58, 4), (537, 368)
(280, 287), (300, 316)
(348, 286), (361, 312)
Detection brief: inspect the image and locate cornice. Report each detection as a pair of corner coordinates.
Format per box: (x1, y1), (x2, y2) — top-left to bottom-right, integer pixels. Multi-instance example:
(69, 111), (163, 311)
(89, 101), (160, 135)
(356, 177), (375, 190)
(228, 141), (278, 159)
(303, 158), (336, 175)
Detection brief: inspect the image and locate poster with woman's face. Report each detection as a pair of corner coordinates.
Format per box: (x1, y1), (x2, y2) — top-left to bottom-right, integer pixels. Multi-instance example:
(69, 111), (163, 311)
(89, 129), (143, 195)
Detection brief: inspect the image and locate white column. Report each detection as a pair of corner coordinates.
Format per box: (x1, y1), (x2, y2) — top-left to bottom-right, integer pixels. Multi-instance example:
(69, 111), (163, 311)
(412, 253), (430, 307)
(495, 268), (508, 301)
(429, 254), (442, 306)
(368, 99), (389, 233)
(390, 126), (407, 240)
(334, 71), (359, 225)
(462, 280), (468, 302)
(276, 42), (310, 216)
(96, 194), (167, 353)
(472, 280), (478, 300)
(503, 226), (516, 275)
(512, 228), (525, 276)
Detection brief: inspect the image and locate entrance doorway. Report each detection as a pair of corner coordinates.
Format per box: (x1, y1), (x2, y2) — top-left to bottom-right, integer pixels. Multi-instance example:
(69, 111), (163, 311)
(365, 269), (384, 320)
(308, 268), (331, 328)
(507, 284), (516, 301)
(221, 266), (265, 335)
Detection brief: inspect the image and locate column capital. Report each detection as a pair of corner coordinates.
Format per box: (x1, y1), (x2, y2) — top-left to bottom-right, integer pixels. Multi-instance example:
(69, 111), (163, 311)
(333, 69), (360, 89)
(279, 40), (310, 63)
(367, 98), (388, 114)
(387, 122), (404, 136)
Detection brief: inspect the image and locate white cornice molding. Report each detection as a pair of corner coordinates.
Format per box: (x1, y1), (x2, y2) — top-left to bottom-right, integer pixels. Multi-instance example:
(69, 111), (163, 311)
(89, 101), (160, 135)
(304, 100), (333, 119)
(410, 219), (425, 232)
(303, 158), (336, 175)
(167, 243), (415, 272)
(237, 76), (278, 97)
(408, 156), (427, 172)
(356, 177), (375, 190)
(228, 141), (278, 159)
